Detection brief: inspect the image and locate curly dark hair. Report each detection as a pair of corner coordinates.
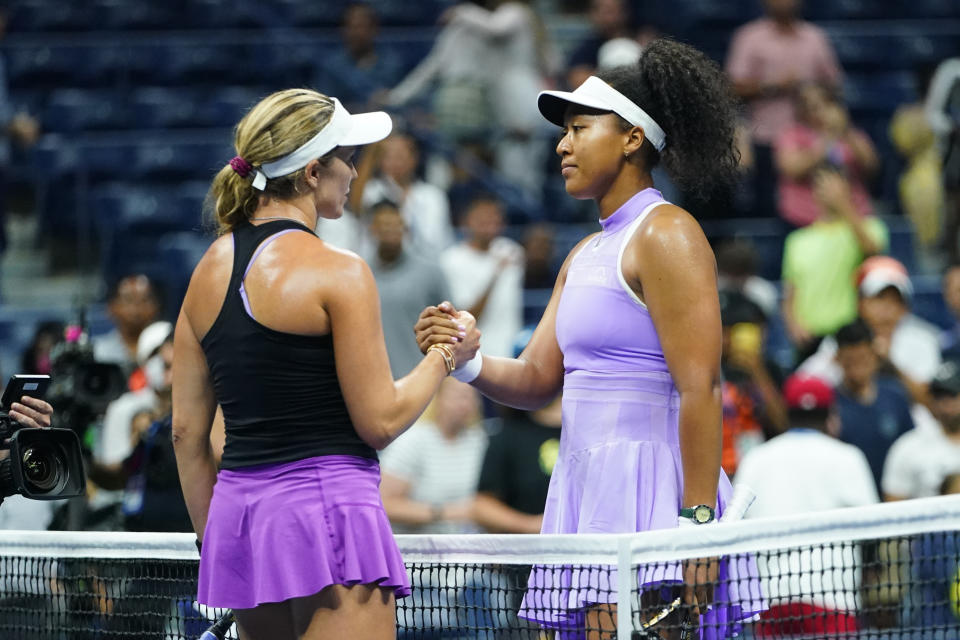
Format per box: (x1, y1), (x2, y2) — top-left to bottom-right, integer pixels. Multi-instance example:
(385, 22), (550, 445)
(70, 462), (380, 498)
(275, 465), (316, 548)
(596, 38), (740, 201)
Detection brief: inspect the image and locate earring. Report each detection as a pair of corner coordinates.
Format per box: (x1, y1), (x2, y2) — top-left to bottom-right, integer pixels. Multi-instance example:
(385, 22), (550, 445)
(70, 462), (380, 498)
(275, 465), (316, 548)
(624, 151), (630, 159)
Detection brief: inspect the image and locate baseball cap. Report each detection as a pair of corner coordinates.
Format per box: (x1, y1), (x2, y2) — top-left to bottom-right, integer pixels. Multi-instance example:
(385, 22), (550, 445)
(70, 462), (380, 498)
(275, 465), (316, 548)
(783, 373), (835, 411)
(931, 360), (960, 397)
(136, 320), (172, 365)
(855, 256), (913, 300)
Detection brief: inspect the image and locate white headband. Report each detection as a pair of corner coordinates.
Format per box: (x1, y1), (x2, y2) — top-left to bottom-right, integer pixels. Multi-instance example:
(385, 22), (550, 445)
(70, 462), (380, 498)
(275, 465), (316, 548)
(538, 76), (667, 152)
(251, 98), (392, 190)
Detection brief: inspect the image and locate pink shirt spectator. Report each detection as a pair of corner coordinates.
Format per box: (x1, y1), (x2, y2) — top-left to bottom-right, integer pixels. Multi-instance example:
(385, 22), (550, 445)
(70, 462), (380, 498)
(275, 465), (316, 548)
(726, 19), (842, 144)
(775, 124), (875, 227)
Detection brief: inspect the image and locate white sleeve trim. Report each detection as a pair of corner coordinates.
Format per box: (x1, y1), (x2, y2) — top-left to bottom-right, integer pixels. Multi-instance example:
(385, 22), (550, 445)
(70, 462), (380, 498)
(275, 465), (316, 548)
(616, 201), (667, 309)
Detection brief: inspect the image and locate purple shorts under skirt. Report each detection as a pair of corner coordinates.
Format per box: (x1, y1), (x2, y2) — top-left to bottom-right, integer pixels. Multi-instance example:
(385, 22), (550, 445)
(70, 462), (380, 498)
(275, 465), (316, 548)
(197, 454), (411, 610)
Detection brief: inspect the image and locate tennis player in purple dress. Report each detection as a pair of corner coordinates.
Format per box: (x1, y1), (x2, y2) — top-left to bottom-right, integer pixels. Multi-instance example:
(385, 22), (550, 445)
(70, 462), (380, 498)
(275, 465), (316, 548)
(416, 40), (762, 639)
(172, 89), (479, 640)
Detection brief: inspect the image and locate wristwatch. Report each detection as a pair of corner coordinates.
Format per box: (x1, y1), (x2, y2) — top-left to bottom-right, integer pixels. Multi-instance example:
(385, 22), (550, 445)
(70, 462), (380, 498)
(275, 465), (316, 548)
(679, 504), (715, 524)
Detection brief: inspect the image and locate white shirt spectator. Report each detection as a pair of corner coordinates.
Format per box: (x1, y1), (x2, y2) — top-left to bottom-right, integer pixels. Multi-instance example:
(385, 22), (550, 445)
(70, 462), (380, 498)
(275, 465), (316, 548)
(378, 420), (488, 534)
(440, 237), (524, 359)
(735, 430), (879, 612)
(362, 177), (453, 254)
(0, 494), (63, 530)
(799, 313), (941, 386)
(882, 427), (960, 499)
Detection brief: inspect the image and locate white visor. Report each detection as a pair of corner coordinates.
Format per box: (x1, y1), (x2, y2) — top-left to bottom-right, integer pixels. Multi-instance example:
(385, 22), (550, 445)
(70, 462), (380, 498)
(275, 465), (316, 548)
(538, 76), (666, 152)
(252, 98), (392, 190)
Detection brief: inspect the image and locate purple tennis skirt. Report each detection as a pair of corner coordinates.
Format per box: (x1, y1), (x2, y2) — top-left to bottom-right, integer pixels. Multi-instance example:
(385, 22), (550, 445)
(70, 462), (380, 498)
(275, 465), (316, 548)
(197, 454), (411, 609)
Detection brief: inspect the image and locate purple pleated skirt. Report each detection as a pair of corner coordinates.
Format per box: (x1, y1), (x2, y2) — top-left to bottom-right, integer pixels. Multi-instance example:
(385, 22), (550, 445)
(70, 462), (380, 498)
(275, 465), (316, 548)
(197, 454), (411, 610)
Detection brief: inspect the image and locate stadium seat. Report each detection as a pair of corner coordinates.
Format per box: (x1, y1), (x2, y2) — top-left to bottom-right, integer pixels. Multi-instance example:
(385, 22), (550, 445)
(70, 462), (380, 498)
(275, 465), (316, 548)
(94, 0), (179, 31)
(205, 87), (264, 128)
(911, 274), (952, 329)
(43, 89), (130, 133)
(130, 87), (203, 129)
(844, 72), (918, 113)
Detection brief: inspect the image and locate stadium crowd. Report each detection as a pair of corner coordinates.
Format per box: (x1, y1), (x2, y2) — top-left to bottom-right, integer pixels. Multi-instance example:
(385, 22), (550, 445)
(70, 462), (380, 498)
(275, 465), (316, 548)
(0, 0), (959, 634)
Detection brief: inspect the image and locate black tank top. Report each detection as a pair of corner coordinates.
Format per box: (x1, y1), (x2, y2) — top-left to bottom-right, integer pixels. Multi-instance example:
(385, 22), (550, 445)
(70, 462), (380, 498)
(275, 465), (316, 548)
(201, 219), (375, 469)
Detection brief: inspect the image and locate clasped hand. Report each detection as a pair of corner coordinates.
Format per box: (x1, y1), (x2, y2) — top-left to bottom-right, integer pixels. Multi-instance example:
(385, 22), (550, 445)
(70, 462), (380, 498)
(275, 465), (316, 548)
(414, 301), (481, 369)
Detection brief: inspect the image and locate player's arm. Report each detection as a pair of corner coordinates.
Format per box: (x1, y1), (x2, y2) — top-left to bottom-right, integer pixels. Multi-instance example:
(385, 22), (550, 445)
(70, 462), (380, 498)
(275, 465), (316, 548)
(327, 253), (478, 450)
(632, 206), (722, 510)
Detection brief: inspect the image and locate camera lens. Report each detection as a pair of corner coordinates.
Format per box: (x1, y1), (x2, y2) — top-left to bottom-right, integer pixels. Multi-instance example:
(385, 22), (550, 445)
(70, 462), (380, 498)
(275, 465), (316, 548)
(20, 444), (63, 492)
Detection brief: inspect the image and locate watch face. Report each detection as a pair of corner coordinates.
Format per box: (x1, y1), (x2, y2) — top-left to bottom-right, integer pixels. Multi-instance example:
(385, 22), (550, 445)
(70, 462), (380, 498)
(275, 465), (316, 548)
(694, 505), (713, 523)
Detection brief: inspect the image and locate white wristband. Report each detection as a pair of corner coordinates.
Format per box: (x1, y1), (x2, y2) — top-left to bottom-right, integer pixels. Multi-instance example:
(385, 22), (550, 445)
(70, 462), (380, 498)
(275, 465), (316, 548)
(451, 351), (483, 383)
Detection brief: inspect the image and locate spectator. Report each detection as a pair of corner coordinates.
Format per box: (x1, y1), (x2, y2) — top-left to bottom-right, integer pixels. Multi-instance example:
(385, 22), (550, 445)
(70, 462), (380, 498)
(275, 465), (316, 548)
(96, 321), (173, 472)
(379, 379), (488, 534)
(367, 200), (451, 378)
(800, 257), (942, 396)
(715, 238), (779, 318)
(719, 290), (788, 478)
(925, 58), (960, 263)
(88, 331), (190, 533)
(833, 319), (915, 494)
(735, 373), (878, 637)
(0, 5), (40, 256)
(352, 133), (454, 254)
(882, 360), (960, 501)
(726, 0), (843, 218)
(565, 0), (641, 90)
(315, 3), (405, 112)
(19, 320), (64, 375)
(780, 168), (887, 360)
(440, 196), (524, 358)
(474, 393), (561, 534)
(889, 65), (944, 253)
(522, 222), (557, 290)
(385, 0), (554, 195)
(775, 83), (879, 227)
(93, 274), (162, 378)
(941, 263), (960, 359)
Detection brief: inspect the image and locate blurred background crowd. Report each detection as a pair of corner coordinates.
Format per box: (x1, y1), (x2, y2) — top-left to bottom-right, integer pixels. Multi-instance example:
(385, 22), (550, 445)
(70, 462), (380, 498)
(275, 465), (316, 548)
(0, 0), (956, 562)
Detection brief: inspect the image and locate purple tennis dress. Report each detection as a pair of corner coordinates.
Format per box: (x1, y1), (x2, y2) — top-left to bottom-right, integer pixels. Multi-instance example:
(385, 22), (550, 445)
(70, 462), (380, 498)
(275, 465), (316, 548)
(518, 189), (761, 638)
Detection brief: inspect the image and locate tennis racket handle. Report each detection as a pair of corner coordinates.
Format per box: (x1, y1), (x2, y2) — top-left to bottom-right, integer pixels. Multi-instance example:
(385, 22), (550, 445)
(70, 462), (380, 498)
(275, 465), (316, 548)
(200, 610), (235, 640)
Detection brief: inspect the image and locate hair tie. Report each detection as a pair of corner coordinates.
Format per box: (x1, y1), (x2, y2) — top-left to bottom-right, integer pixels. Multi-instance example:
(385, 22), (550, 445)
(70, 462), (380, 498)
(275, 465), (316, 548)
(229, 156), (253, 178)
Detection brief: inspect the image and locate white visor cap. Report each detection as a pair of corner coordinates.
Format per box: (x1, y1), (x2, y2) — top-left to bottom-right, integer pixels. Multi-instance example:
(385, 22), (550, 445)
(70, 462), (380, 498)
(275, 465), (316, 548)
(253, 98), (393, 189)
(537, 76), (666, 152)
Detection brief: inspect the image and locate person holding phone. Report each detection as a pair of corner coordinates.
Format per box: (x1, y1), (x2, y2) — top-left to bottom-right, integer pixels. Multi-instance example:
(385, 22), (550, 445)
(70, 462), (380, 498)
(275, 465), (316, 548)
(415, 39), (761, 638)
(172, 89), (479, 640)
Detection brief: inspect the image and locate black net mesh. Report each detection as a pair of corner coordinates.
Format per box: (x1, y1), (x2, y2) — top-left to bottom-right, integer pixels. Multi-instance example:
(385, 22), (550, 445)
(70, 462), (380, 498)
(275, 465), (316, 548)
(0, 532), (959, 638)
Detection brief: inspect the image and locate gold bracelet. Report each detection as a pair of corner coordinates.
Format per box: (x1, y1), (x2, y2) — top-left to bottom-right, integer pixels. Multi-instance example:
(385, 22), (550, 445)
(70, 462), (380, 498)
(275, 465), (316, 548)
(428, 343), (455, 375)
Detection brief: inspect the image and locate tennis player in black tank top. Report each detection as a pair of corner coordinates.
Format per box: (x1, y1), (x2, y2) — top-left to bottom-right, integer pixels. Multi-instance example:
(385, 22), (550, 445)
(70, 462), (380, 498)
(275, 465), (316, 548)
(172, 89), (479, 640)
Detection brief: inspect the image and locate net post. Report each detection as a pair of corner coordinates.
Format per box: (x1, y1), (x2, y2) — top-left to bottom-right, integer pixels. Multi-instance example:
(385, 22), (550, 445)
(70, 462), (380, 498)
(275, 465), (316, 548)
(617, 535), (633, 639)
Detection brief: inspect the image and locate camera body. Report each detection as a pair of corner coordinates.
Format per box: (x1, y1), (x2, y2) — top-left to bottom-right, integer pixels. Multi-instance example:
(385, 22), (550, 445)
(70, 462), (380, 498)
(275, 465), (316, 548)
(0, 375), (86, 501)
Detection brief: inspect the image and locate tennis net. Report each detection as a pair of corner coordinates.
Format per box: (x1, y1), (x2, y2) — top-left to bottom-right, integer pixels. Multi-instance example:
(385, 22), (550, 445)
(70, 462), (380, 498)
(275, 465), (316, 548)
(0, 495), (958, 639)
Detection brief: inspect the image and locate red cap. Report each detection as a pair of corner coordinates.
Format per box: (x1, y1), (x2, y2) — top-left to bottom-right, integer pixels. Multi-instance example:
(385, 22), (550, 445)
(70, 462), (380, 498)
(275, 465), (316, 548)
(783, 374), (835, 411)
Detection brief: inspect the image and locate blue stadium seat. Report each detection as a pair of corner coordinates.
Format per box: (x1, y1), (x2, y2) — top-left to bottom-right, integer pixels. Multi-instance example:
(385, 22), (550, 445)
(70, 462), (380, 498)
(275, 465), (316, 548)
(7, 0), (96, 31)
(205, 87), (264, 128)
(94, 1), (179, 31)
(911, 274), (952, 330)
(828, 31), (902, 70)
(43, 89), (130, 133)
(804, 0), (882, 20)
(897, 32), (960, 66)
(881, 215), (917, 275)
(5, 46), (89, 89)
(130, 139), (231, 180)
(130, 87), (204, 129)
(844, 72), (918, 113)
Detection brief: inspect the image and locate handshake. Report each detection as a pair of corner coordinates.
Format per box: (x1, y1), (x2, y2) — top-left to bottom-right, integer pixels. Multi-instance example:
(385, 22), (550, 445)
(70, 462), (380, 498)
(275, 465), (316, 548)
(414, 301), (482, 379)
